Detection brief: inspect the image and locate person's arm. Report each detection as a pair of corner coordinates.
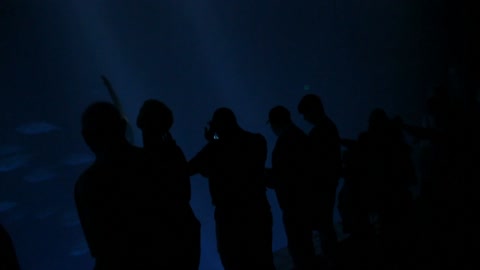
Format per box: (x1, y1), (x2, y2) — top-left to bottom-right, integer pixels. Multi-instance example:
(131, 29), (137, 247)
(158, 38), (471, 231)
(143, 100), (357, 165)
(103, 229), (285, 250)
(101, 75), (135, 144)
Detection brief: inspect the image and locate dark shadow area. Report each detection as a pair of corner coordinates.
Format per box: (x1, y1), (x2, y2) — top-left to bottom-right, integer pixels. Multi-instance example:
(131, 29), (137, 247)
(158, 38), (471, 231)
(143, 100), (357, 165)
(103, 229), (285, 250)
(1, 0), (478, 269)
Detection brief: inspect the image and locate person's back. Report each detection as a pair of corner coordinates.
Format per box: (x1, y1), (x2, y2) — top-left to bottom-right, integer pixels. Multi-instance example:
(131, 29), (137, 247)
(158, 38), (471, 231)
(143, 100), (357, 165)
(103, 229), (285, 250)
(298, 94), (341, 264)
(268, 106), (315, 270)
(136, 99), (201, 269)
(212, 130), (274, 270)
(140, 141), (201, 269)
(75, 102), (166, 269)
(189, 108), (275, 270)
(308, 117), (342, 187)
(75, 144), (165, 266)
(206, 130), (270, 210)
(272, 124), (311, 210)
(147, 141), (192, 207)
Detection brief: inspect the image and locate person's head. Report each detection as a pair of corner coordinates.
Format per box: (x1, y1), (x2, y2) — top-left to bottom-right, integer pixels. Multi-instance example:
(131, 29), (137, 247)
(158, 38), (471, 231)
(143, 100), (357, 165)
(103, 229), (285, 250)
(209, 107), (240, 138)
(268, 106), (292, 136)
(81, 102), (127, 155)
(368, 108), (389, 133)
(136, 99), (174, 147)
(137, 99), (173, 134)
(298, 94), (325, 125)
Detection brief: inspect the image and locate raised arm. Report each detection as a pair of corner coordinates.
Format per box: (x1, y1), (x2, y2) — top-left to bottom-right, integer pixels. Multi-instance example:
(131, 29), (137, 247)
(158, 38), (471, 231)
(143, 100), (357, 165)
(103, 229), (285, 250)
(101, 75), (135, 144)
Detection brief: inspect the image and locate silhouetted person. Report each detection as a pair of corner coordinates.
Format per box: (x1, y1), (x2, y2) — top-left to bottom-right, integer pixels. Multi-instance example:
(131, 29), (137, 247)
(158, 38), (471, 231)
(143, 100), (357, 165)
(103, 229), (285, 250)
(338, 138), (367, 236)
(402, 86), (463, 204)
(189, 108), (275, 270)
(366, 109), (416, 269)
(75, 102), (166, 269)
(136, 99), (201, 270)
(0, 224), (20, 270)
(338, 109), (418, 269)
(400, 87), (467, 268)
(298, 94), (341, 264)
(266, 106), (315, 270)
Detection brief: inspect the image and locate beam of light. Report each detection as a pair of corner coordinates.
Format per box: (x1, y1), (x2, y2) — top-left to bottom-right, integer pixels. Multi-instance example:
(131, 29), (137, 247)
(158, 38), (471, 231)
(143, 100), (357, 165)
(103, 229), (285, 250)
(64, 0), (148, 145)
(172, 1), (260, 114)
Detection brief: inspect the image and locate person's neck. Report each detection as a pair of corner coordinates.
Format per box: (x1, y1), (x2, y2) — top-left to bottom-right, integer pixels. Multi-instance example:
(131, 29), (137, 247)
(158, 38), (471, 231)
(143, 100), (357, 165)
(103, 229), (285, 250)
(277, 123), (293, 136)
(312, 115), (327, 126)
(95, 138), (130, 161)
(143, 132), (173, 149)
(219, 126), (243, 140)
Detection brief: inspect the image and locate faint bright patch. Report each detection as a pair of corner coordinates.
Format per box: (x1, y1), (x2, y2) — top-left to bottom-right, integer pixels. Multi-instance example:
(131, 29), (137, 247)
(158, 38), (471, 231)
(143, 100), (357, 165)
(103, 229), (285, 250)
(24, 168), (57, 183)
(63, 153), (94, 166)
(0, 201), (17, 212)
(15, 121), (60, 135)
(0, 153), (32, 172)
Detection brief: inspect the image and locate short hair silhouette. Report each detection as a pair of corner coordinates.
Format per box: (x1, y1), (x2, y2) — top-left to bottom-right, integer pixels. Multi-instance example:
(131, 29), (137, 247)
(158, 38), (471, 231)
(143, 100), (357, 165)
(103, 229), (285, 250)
(137, 99), (174, 133)
(368, 108), (389, 131)
(268, 106), (291, 126)
(81, 102), (126, 154)
(298, 94), (325, 116)
(82, 101), (125, 136)
(211, 107), (238, 129)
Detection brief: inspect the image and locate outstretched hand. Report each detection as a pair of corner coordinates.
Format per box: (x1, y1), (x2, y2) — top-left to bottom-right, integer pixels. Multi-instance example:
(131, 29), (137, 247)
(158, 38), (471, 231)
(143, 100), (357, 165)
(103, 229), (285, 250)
(100, 75), (119, 104)
(101, 75), (113, 90)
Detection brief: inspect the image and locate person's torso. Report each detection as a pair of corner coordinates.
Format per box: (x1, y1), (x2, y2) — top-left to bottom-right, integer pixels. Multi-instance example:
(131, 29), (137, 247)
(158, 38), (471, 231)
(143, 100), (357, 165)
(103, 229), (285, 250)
(207, 131), (268, 209)
(272, 125), (311, 209)
(76, 145), (167, 257)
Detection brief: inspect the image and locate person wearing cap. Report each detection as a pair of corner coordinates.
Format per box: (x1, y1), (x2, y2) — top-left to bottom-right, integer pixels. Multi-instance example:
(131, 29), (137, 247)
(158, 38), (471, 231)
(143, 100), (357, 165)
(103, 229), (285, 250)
(267, 105), (316, 270)
(137, 99), (201, 270)
(297, 94), (342, 265)
(189, 107), (276, 270)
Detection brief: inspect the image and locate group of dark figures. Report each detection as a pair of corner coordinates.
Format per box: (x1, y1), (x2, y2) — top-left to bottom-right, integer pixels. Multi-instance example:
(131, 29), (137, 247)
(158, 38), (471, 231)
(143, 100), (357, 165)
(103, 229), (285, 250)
(72, 93), (341, 270)
(1, 85), (477, 270)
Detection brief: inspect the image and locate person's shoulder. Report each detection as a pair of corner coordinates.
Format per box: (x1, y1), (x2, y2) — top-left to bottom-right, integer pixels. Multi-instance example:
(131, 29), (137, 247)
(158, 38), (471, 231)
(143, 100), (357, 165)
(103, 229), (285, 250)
(250, 131), (267, 145)
(173, 144), (187, 159)
(128, 145), (150, 162)
(325, 117), (339, 132)
(291, 125), (308, 138)
(308, 125), (321, 137)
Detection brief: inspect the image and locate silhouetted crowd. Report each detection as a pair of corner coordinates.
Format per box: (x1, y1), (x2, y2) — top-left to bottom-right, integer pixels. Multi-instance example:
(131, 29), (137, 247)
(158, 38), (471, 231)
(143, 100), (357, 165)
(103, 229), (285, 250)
(1, 84), (477, 270)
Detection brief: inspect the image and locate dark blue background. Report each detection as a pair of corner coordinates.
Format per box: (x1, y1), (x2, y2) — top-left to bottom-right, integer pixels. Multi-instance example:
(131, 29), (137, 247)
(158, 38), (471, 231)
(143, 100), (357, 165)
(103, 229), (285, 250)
(1, 1), (450, 269)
